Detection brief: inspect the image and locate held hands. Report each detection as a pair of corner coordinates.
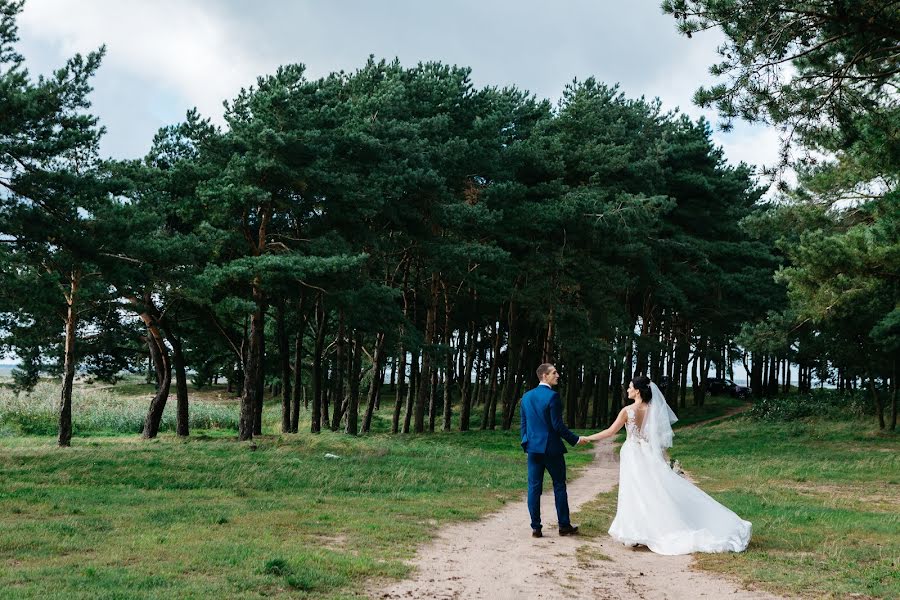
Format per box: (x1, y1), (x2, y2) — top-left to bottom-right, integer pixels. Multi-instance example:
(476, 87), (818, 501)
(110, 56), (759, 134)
(576, 436), (590, 446)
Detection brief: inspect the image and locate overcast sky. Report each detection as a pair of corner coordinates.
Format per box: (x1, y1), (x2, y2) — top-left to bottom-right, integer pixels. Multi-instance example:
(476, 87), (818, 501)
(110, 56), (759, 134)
(15, 0), (783, 174)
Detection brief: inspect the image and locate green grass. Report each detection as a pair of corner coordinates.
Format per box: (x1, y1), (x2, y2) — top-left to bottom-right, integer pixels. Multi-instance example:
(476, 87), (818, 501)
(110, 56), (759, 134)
(0, 379), (595, 599)
(575, 543), (612, 566)
(6, 379), (894, 598)
(574, 415), (900, 599)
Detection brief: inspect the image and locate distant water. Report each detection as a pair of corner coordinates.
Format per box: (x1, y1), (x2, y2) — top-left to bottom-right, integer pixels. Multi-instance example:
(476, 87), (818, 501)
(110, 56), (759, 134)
(0, 364), (14, 377)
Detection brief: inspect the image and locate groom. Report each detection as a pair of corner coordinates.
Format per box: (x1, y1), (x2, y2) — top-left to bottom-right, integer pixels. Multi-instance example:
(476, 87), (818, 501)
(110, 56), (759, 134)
(520, 363), (586, 538)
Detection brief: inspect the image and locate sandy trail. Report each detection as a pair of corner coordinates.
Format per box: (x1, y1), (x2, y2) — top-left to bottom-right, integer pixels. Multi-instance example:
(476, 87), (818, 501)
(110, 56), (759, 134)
(372, 439), (784, 600)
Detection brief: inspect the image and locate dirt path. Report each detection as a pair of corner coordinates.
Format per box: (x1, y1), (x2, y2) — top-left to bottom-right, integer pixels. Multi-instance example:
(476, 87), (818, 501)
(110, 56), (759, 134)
(679, 403), (751, 430)
(371, 435), (783, 600)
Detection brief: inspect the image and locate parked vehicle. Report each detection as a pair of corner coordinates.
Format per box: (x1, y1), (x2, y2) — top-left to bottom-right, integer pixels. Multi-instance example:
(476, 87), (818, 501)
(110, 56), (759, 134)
(705, 377), (752, 399)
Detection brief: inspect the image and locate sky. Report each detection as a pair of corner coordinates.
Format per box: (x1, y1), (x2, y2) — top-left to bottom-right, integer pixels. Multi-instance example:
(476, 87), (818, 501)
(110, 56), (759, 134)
(14, 0), (784, 176)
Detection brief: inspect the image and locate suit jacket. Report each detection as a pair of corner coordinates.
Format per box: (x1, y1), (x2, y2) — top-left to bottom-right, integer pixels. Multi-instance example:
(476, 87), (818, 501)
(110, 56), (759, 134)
(520, 384), (580, 455)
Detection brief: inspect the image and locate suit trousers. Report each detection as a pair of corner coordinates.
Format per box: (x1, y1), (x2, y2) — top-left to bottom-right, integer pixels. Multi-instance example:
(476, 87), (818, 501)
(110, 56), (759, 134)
(526, 452), (570, 530)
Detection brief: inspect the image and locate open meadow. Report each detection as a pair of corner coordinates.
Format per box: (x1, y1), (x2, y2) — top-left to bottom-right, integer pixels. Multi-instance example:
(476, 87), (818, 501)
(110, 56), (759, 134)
(1, 378), (897, 599)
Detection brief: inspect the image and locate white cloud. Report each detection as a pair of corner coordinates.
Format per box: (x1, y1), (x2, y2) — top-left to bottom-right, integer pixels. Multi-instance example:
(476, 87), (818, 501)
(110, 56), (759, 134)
(18, 0), (266, 122)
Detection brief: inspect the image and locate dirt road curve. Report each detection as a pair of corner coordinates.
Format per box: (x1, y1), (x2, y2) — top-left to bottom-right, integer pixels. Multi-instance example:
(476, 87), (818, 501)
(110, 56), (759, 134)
(370, 439), (784, 600)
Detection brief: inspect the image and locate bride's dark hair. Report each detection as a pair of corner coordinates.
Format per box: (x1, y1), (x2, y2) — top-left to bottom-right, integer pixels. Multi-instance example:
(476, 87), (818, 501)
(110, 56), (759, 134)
(631, 375), (652, 402)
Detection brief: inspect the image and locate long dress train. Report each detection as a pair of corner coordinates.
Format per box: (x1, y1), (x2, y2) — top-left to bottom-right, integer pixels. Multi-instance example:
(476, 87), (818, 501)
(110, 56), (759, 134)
(608, 407), (752, 555)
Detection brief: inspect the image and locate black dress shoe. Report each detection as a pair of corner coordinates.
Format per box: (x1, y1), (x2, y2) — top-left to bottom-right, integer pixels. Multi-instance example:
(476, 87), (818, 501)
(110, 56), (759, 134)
(558, 524), (579, 536)
(532, 529), (543, 538)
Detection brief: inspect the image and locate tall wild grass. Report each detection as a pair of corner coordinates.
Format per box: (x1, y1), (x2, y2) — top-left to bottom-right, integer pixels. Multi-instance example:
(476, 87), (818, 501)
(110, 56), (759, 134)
(0, 381), (238, 436)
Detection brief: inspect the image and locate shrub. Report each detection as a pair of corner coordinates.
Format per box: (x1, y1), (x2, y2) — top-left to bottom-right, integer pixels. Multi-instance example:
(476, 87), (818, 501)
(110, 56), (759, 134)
(263, 558), (291, 576)
(748, 389), (872, 421)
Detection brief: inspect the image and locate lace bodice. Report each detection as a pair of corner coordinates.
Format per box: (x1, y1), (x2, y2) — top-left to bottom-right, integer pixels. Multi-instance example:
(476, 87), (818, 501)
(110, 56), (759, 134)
(625, 407), (648, 442)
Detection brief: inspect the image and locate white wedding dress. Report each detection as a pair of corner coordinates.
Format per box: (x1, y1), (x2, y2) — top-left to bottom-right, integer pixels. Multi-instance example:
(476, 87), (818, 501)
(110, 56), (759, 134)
(608, 402), (752, 555)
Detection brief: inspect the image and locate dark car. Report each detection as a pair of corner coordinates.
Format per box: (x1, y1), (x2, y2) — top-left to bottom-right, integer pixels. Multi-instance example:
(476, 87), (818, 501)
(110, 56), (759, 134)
(706, 377), (752, 399)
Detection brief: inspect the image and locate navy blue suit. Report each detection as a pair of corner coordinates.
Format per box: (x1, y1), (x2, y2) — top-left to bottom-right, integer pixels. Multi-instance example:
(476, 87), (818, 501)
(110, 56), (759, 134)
(520, 384), (580, 531)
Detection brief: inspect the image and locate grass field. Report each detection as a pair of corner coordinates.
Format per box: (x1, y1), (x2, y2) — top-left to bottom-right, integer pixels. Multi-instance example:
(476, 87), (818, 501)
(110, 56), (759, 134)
(2, 378), (896, 598)
(575, 414), (900, 599)
(0, 378), (594, 599)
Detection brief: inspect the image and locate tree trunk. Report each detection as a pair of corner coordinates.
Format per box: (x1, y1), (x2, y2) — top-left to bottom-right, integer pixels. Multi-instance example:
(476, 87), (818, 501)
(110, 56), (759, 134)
(389, 355), (396, 393)
(679, 348), (688, 409)
(139, 292), (172, 439)
(58, 271), (79, 447)
(331, 311), (347, 431)
(564, 360), (579, 427)
(542, 306), (554, 363)
(253, 305), (266, 437)
(164, 325), (189, 437)
(441, 287), (454, 432)
(715, 344), (724, 379)
(441, 352), (453, 431)
(635, 306), (651, 377)
(651, 326), (665, 382)
(141, 309), (172, 439)
(474, 342), (486, 408)
(392, 340), (406, 434)
(691, 353), (700, 406)
(593, 358), (609, 428)
(501, 301), (522, 430)
(768, 354), (778, 397)
(311, 297), (326, 434)
(362, 331), (386, 433)
(577, 370), (593, 428)
(239, 295), (264, 441)
(889, 359), (897, 432)
(277, 301), (292, 433)
(403, 350), (418, 433)
(459, 325), (477, 431)
(869, 373), (886, 430)
(610, 338), (626, 422)
(700, 352), (711, 407)
(783, 360), (789, 393)
(345, 331), (363, 435)
(750, 352), (764, 396)
(623, 335), (634, 385)
(428, 368), (439, 432)
(291, 326), (304, 432)
(415, 273), (439, 433)
(482, 314), (502, 430)
(504, 337), (528, 430)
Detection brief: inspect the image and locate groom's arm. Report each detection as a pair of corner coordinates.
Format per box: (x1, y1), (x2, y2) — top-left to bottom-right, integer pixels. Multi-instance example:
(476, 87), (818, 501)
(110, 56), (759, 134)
(549, 392), (581, 446)
(520, 396), (528, 451)
(520, 401), (526, 439)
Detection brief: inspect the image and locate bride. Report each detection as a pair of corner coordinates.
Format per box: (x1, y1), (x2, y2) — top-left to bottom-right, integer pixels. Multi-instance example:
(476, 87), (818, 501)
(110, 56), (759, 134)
(583, 375), (751, 555)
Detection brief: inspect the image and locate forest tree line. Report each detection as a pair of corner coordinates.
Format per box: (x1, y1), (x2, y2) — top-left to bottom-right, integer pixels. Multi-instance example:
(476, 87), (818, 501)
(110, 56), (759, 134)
(1, 0), (896, 446)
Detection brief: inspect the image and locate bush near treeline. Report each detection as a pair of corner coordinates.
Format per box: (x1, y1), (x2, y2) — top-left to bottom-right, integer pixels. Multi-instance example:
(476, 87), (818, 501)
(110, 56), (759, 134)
(748, 389), (876, 422)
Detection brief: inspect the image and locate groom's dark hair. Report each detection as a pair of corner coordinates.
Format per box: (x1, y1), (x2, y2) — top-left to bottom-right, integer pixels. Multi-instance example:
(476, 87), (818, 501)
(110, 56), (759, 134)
(536, 363), (555, 379)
